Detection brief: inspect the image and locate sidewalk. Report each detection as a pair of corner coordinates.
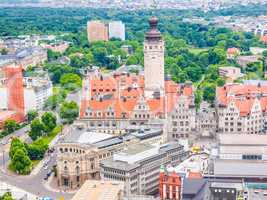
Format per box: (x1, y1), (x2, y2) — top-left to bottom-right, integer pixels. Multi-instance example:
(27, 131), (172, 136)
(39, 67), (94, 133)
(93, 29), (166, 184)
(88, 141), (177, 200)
(0, 182), (39, 200)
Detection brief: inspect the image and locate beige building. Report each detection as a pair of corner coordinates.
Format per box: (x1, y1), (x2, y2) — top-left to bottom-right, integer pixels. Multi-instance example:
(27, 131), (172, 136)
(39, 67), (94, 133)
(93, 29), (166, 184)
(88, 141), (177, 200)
(167, 94), (196, 140)
(87, 21), (109, 42)
(71, 180), (124, 200)
(196, 101), (217, 137)
(100, 142), (187, 197)
(218, 66), (243, 82)
(216, 84), (267, 134)
(56, 124), (163, 189)
(211, 134), (267, 178)
(236, 55), (261, 69)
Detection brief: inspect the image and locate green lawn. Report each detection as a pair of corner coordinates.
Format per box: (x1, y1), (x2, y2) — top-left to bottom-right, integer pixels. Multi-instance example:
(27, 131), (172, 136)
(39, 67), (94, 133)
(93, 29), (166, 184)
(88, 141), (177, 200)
(188, 47), (209, 54)
(37, 125), (62, 146)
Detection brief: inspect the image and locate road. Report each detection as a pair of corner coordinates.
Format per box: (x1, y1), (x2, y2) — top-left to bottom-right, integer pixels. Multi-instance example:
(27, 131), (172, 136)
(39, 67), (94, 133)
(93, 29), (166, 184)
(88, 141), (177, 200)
(66, 90), (81, 106)
(0, 125), (74, 200)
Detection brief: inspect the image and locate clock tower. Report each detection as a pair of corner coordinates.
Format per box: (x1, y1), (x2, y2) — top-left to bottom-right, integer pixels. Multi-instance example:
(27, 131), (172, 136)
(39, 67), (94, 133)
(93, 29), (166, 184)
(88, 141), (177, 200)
(144, 16), (165, 97)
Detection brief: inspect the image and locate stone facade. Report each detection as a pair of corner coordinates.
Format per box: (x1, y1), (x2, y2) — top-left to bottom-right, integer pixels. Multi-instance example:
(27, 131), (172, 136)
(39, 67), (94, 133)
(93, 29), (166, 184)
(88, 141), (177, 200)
(100, 142), (187, 197)
(144, 17), (165, 96)
(167, 94), (196, 141)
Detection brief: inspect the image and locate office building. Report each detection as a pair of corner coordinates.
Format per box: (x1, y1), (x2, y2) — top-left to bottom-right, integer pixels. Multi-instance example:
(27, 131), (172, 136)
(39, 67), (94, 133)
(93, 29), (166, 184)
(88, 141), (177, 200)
(109, 21), (125, 41)
(87, 21), (109, 42)
(100, 142), (187, 197)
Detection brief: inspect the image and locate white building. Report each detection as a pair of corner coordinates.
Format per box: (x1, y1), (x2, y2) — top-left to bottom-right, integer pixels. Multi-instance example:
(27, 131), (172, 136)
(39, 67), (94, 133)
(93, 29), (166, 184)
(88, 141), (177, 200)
(100, 142), (187, 197)
(0, 75), (52, 113)
(108, 21), (125, 41)
(23, 76), (53, 112)
(211, 134), (267, 178)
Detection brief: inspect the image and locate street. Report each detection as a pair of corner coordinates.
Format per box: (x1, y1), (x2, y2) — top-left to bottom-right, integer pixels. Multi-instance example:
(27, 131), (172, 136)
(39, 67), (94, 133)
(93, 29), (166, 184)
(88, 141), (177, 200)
(0, 125), (74, 200)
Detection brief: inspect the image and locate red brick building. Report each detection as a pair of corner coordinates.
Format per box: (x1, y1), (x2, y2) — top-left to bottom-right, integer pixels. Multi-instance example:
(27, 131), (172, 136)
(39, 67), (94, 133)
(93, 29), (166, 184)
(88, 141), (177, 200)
(0, 63), (25, 128)
(159, 166), (182, 200)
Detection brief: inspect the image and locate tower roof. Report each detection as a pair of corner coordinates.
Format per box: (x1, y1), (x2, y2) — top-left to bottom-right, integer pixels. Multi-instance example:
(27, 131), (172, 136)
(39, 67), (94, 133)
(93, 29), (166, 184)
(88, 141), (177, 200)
(145, 16), (162, 41)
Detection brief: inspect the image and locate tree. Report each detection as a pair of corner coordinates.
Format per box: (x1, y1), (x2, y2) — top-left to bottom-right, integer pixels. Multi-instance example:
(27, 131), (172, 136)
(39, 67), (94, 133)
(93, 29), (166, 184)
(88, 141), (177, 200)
(26, 110), (38, 122)
(60, 101), (79, 124)
(41, 112), (57, 133)
(60, 73), (82, 91)
(0, 192), (14, 200)
(208, 48), (226, 65)
(10, 148), (32, 175)
(263, 50), (267, 58)
(185, 64), (202, 82)
(92, 47), (108, 66)
(203, 85), (216, 104)
(47, 49), (61, 61)
(126, 55), (139, 65)
(246, 61), (261, 72)
(3, 120), (18, 134)
(26, 139), (48, 160)
(9, 138), (26, 160)
(29, 119), (45, 141)
(0, 48), (8, 55)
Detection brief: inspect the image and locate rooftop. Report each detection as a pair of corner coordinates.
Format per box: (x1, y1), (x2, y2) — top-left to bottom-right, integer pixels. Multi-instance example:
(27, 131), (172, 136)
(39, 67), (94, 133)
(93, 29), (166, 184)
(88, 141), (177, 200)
(219, 134), (267, 146)
(214, 159), (267, 178)
(71, 180), (124, 200)
(101, 142), (181, 170)
(63, 128), (113, 145)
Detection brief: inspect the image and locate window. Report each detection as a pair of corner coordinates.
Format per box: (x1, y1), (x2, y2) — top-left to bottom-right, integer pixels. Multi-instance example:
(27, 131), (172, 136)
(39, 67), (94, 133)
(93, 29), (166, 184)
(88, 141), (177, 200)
(242, 155), (262, 160)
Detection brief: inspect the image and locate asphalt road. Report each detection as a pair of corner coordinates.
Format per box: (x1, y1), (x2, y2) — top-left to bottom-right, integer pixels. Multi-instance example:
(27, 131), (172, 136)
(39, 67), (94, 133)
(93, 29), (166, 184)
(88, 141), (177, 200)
(0, 126), (74, 200)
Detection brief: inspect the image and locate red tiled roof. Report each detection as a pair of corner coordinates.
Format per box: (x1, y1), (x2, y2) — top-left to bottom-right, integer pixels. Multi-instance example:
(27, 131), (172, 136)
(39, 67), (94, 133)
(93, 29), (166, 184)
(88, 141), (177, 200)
(188, 172), (203, 179)
(80, 73), (193, 119)
(217, 84), (267, 116)
(227, 47), (240, 54)
(261, 35), (267, 43)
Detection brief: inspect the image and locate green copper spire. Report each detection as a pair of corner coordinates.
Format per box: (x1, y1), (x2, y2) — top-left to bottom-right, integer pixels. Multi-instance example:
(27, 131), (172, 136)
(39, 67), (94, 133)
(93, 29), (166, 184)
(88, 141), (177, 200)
(160, 165), (165, 173)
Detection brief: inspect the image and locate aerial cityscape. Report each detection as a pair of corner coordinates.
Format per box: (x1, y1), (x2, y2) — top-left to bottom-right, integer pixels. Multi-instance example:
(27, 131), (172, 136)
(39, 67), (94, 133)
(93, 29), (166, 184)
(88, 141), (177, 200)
(1, 0), (267, 200)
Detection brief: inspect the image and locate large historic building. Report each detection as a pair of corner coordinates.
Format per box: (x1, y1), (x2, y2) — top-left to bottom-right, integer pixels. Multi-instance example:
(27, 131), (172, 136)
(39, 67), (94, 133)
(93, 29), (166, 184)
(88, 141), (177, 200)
(144, 17), (165, 96)
(56, 123), (164, 189)
(100, 142), (187, 197)
(216, 83), (267, 134)
(80, 17), (195, 139)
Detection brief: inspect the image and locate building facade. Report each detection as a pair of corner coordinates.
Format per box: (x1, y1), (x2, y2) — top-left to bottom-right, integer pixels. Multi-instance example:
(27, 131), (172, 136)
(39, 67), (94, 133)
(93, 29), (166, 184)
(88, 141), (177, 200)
(108, 21), (125, 41)
(100, 142), (187, 197)
(80, 17), (194, 139)
(216, 83), (267, 134)
(167, 93), (196, 140)
(23, 76), (53, 112)
(56, 124), (163, 189)
(87, 21), (109, 42)
(144, 17), (165, 96)
(0, 62), (25, 127)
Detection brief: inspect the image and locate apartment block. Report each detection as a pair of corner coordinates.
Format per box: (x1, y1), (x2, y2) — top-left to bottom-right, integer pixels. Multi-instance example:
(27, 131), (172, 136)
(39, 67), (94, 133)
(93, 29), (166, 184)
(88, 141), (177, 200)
(87, 21), (109, 42)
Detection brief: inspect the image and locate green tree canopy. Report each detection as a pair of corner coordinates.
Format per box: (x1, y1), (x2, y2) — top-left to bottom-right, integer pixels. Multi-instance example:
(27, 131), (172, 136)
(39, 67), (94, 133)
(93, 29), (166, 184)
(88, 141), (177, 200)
(60, 73), (82, 91)
(41, 112), (57, 133)
(3, 119), (19, 134)
(10, 148), (32, 175)
(29, 119), (45, 141)
(60, 101), (79, 124)
(26, 110), (38, 122)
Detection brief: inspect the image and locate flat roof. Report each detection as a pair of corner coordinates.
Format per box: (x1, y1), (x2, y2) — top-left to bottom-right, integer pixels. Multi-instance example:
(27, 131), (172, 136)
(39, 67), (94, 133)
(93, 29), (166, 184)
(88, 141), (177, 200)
(219, 134), (267, 146)
(214, 159), (267, 178)
(63, 129), (113, 145)
(71, 180), (124, 200)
